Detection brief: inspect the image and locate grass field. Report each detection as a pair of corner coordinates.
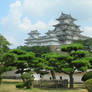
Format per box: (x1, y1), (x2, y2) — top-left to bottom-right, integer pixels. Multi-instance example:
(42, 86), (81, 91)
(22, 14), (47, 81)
(0, 79), (88, 92)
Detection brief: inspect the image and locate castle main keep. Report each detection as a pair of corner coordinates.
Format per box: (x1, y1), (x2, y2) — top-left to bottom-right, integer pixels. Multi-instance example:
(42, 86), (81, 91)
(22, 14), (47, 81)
(25, 13), (87, 51)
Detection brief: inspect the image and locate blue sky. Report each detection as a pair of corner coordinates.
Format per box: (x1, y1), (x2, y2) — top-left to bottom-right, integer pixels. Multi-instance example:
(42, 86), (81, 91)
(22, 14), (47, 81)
(0, 0), (92, 48)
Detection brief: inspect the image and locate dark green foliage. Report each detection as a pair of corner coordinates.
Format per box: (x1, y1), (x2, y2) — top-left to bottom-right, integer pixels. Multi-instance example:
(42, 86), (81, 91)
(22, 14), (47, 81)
(0, 34), (10, 84)
(0, 34), (10, 52)
(28, 57), (49, 79)
(60, 44), (90, 73)
(0, 48), (3, 57)
(82, 71), (92, 81)
(84, 78), (92, 92)
(0, 65), (5, 84)
(6, 49), (35, 75)
(1, 52), (17, 72)
(87, 57), (92, 68)
(42, 53), (61, 71)
(2, 53), (17, 66)
(60, 43), (91, 88)
(10, 49), (26, 55)
(21, 72), (34, 89)
(2, 48), (36, 88)
(72, 58), (90, 70)
(32, 58), (47, 73)
(0, 65), (5, 73)
(71, 50), (88, 58)
(16, 83), (24, 88)
(0, 34), (10, 71)
(17, 52), (35, 61)
(73, 38), (92, 53)
(61, 43), (83, 52)
(42, 53), (61, 79)
(17, 46), (51, 57)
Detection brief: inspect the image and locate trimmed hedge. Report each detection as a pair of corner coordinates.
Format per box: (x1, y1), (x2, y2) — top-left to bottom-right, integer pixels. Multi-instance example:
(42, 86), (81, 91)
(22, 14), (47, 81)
(16, 83), (24, 88)
(82, 71), (92, 81)
(84, 78), (92, 92)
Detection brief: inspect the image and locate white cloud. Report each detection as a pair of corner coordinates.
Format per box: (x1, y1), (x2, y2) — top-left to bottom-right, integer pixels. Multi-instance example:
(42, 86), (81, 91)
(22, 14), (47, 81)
(19, 18), (48, 31)
(82, 27), (92, 37)
(1, 0), (56, 48)
(2, 0), (92, 33)
(22, 0), (58, 16)
(6, 36), (17, 45)
(1, 0), (50, 33)
(48, 20), (58, 30)
(1, 0), (92, 48)
(33, 21), (47, 30)
(19, 17), (32, 30)
(4, 33), (25, 48)
(9, 0), (22, 18)
(3, 33), (17, 47)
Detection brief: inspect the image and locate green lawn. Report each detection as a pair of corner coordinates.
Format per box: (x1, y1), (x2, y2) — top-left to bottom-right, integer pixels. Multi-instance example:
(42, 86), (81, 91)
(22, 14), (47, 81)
(0, 79), (88, 92)
(0, 84), (88, 92)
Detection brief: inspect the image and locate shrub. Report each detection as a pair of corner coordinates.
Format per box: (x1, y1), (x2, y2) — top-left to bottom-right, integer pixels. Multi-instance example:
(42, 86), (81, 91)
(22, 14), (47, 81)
(21, 72), (34, 89)
(84, 78), (92, 92)
(16, 83), (24, 88)
(82, 71), (92, 81)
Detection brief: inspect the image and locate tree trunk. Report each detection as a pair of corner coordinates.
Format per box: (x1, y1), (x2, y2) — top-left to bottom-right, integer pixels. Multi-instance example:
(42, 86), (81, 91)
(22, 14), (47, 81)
(69, 73), (74, 88)
(21, 73), (26, 84)
(50, 70), (56, 80)
(21, 77), (26, 84)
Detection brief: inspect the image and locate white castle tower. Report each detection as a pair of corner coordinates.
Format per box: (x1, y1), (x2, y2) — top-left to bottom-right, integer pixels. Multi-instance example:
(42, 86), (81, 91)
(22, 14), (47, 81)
(25, 13), (87, 51)
(53, 12), (83, 44)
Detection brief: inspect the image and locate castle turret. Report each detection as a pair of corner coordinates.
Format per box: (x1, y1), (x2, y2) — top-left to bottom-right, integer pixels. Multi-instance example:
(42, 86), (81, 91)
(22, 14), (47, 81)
(28, 30), (40, 39)
(25, 30), (41, 46)
(53, 12), (82, 44)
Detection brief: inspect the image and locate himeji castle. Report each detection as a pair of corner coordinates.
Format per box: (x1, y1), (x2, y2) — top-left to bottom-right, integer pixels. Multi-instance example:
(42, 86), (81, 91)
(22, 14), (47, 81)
(25, 13), (87, 51)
